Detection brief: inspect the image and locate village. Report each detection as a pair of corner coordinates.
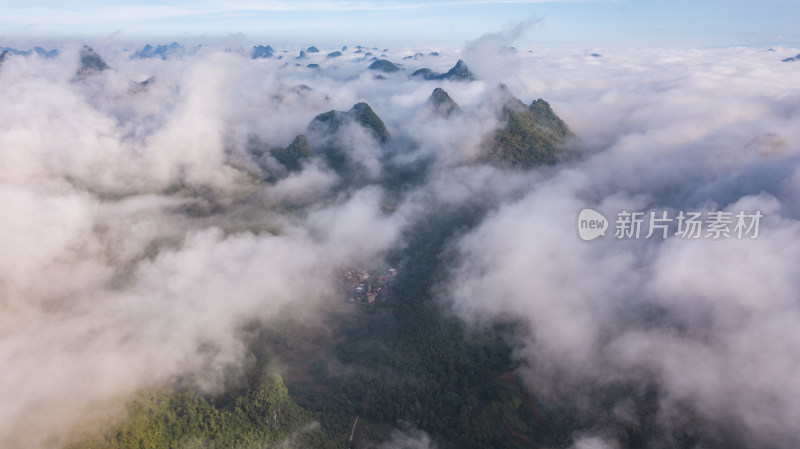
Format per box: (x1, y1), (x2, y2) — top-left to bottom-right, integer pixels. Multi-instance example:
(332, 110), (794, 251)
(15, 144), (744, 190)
(338, 266), (398, 306)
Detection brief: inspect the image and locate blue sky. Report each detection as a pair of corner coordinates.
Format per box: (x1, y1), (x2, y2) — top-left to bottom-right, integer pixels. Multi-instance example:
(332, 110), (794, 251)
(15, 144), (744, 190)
(2, 0), (799, 48)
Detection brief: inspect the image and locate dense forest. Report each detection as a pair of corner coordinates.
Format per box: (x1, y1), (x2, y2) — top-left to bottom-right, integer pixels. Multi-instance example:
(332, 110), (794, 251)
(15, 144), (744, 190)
(67, 372), (319, 449)
(67, 203), (548, 448)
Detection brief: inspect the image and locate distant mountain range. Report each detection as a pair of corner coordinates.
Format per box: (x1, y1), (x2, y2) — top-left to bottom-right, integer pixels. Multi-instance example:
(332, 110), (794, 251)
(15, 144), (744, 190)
(0, 46), (58, 58)
(8, 43), (560, 170)
(0, 43), (485, 87)
(402, 53), (425, 60)
(131, 42), (185, 59)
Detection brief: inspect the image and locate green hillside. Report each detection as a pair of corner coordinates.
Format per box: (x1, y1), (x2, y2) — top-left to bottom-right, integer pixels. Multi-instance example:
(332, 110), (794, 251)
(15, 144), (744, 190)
(485, 86), (573, 168)
(67, 373), (333, 449)
(270, 134), (312, 172)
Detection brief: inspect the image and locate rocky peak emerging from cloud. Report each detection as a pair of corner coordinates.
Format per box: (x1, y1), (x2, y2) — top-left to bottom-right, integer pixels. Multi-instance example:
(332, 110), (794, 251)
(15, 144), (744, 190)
(305, 102), (389, 178)
(411, 59), (475, 81)
(368, 59), (400, 73)
(427, 87), (459, 117)
(494, 83), (527, 113)
(76, 45), (109, 76)
(270, 135), (312, 172)
(308, 102), (389, 143)
(443, 59), (474, 80)
(251, 45), (275, 59)
(483, 84), (572, 168)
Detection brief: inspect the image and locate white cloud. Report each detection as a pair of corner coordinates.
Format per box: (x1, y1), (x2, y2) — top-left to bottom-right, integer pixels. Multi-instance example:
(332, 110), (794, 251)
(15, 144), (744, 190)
(445, 44), (800, 448)
(1, 35), (800, 449)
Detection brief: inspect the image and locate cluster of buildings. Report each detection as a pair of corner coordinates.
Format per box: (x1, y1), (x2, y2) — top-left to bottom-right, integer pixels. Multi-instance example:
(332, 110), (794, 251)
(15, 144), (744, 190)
(340, 267), (398, 305)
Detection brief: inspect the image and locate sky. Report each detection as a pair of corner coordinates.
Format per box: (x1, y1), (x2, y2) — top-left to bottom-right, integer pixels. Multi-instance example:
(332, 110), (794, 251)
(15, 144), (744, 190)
(2, 0), (800, 48)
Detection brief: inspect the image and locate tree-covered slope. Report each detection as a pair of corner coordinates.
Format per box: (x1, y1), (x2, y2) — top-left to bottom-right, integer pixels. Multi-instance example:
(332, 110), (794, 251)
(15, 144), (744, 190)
(428, 87), (460, 117)
(270, 134), (312, 172)
(308, 102), (389, 143)
(484, 85), (573, 168)
(67, 372), (331, 449)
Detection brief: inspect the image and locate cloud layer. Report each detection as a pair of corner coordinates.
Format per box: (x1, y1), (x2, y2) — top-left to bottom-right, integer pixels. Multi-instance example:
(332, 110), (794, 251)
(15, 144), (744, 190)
(446, 46), (800, 448)
(1, 38), (800, 448)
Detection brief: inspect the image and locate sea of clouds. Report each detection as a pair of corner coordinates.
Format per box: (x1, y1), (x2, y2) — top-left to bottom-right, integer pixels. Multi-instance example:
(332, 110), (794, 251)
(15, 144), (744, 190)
(1, 31), (799, 448)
